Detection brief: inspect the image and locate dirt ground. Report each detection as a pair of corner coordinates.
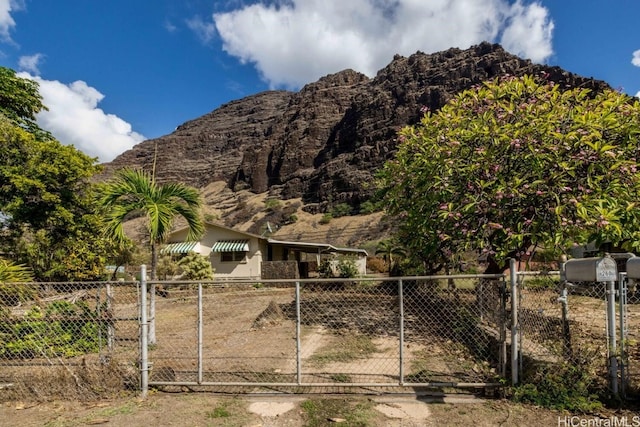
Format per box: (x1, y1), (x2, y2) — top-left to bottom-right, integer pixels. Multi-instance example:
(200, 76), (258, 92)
(0, 392), (582, 427)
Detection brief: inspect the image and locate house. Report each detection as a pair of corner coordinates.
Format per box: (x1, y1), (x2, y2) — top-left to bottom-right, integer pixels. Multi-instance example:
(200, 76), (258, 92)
(161, 222), (368, 280)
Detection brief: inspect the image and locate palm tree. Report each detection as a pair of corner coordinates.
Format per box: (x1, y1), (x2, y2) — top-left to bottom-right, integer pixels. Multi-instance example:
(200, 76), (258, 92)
(99, 169), (204, 344)
(375, 239), (406, 273)
(99, 168), (204, 280)
(0, 259), (34, 305)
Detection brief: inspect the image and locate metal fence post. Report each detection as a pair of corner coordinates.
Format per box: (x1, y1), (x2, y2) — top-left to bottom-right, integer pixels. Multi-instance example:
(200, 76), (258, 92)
(149, 279), (156, 345)
(619, 273), (628, 398)
(398, 278), (404, 386)
(140, 265), (149, 397)
(606, 280), (619, 395)
(500, 277), (507, 378)
(295, 281), (302, 385)
(510, 258), (519, 385)
(559, 259), (572, 360)
(106, 283), (115, 352)
(198, 283), (203, 384)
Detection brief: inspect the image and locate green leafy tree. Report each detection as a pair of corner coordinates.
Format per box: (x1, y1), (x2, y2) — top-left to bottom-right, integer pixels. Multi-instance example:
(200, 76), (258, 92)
(0, 68), (111, 281)
(0, 66), (51, 139)
(99, 168), (204, 280)
(0, 112), (110, 280)
(379, 75), (640, 273)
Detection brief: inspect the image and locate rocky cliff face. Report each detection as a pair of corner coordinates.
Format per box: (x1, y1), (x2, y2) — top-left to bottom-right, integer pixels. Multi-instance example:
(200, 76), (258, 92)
(104, 43), (609, 216)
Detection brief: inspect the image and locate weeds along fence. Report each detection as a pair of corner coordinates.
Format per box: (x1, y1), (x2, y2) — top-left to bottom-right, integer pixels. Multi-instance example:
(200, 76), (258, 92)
(0, 281), (141, 401)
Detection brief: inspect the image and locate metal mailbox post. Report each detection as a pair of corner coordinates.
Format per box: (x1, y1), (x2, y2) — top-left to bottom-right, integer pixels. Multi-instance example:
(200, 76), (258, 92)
(564, 255), (619, 395)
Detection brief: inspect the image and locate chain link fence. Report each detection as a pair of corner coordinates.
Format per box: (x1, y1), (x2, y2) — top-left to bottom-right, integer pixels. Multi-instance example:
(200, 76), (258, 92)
(0, 281), (140, 402)
(516, 269), (640, 398)
(621, 276), (640, 397)
(3, 270), (636, 400)
(143, 275), (507, 393)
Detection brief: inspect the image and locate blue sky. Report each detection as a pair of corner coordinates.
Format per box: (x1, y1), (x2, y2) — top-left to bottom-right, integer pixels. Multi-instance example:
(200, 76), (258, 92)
(0, 0), (638, 162)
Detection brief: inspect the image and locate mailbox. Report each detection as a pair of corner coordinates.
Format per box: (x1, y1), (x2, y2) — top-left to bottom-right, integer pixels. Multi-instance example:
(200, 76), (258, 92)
(564, 256), (617, 282)
(626, 257), (640, 280)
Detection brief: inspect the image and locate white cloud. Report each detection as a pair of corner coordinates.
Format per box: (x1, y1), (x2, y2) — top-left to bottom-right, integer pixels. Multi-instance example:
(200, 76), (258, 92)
(0, 0), (20, 42)
(632, 49), (640, 67)
(209, 0), (555, 89)
(18, 53), (43, 75)
(187, 15), (217, 43)
(500, 1), (553, 62)
(18, 72), (146, 163)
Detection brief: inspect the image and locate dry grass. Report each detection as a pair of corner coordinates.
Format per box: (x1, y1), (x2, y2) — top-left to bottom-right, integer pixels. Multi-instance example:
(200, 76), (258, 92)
(0, 358), (134, 402)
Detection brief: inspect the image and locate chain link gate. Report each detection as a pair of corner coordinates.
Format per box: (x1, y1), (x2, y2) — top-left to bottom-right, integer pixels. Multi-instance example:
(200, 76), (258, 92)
(515, 263), (640, 399)
(619, 273), (640, 397)
(142, 274), (508, 394)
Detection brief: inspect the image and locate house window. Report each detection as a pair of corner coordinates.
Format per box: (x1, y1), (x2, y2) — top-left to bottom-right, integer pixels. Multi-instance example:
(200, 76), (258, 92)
(221, 251), (245, 262)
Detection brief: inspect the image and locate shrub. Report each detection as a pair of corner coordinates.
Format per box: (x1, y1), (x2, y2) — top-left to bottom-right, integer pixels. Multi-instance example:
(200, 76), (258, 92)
(178, 252), (214, 280)
(319, 213), (332, 224)
(1, 302), (107, 359)
(318, 259), (334, 278)
(318, 258), (359, 278)
(285, 213), (298, 224)
(367, 257), (387, 273)
(512, 361), (603, 412)
(156, 254), (180, 280)
(331, 203), (352, 218)
(264, 198), (282, 212)
(337, 259), (359, 278)
(359, 200), (378, 214)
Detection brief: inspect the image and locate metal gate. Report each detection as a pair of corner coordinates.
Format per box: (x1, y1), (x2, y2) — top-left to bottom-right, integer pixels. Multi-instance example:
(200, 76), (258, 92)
(515, 265), (640, 398)
(141, 273), (508, 394)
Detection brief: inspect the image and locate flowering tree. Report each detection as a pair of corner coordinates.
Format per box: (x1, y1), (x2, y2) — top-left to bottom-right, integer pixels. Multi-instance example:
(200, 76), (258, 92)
(378, 75), (640, 273)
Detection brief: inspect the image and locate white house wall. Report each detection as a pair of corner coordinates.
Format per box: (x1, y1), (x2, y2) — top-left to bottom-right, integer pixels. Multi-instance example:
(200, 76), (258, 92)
(206, 227), (262, 279)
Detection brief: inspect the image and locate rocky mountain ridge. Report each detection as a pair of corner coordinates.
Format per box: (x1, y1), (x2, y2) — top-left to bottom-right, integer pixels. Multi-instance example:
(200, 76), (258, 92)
(103, 42), (609, 238)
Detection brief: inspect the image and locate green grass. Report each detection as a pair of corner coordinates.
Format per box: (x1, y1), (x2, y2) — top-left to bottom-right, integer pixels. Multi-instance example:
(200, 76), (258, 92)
(309, 334), (378, 366)
(207, 405), (231, 418)
(330, 373), (352, 383)
(204, 398), (250, 427)
(301, 397), (378, 427)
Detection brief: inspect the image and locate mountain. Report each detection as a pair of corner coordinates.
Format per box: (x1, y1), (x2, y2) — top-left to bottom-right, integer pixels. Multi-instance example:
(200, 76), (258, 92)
(103, 42), (609, 245)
